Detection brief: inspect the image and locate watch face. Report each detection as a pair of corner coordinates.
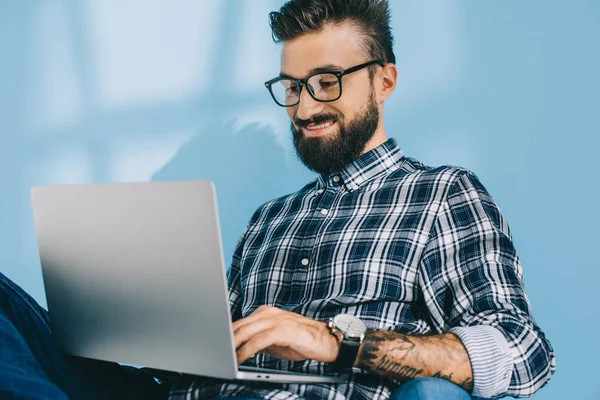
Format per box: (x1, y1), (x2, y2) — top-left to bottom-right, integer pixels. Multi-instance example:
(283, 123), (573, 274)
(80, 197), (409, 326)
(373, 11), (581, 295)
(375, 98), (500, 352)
(333, 314), (367, 338)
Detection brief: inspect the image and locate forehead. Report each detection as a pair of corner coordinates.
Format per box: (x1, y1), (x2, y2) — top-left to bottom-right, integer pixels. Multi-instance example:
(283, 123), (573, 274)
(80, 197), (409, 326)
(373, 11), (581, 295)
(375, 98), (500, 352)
(280, 22), (367, 78)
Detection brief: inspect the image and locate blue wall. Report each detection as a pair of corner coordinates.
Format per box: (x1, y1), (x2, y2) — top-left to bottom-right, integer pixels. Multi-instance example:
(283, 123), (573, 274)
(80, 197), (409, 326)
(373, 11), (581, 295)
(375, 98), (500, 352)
(1, 1), (598, 398)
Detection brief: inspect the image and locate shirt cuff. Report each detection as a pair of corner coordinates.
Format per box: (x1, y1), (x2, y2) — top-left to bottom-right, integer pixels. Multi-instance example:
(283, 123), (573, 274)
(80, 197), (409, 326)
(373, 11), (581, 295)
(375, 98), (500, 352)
(449, 325), (513, 398)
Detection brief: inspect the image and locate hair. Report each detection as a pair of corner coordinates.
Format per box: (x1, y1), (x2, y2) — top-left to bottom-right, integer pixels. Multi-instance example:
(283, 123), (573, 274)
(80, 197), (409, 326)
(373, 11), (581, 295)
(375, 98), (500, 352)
(269, 0), (396, 74)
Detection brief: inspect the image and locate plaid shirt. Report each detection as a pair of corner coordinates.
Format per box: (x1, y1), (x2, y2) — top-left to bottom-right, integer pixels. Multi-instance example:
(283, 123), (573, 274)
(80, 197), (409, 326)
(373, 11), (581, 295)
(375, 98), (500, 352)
(169, 138), (555, 399)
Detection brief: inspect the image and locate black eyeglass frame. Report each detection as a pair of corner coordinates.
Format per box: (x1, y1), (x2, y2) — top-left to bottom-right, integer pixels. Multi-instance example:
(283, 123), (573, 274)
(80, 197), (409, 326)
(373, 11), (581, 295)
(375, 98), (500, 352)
(264, 59), (385, 107)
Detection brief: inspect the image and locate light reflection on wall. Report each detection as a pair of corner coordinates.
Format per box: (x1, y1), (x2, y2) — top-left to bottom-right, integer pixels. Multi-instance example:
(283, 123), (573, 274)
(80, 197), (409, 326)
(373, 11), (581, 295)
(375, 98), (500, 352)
(27, 147), (93, 185)
(388, 0), (465, 111)
(28, 0), (83, 129)
(5, 0), (467, 314)
(232, 0), (282, 94)
(110, 133), (193, 182)
(87, 0), (224, 107)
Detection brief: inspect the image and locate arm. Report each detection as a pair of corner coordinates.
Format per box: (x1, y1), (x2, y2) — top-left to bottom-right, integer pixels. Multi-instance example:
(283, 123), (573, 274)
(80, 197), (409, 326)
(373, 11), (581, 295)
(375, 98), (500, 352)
(232, 307), (473, 389)
(227, 224), (251, 323)
(355, 331), (473, 391)
(410, 170), (554, 398)
(354, 171), (554, 398)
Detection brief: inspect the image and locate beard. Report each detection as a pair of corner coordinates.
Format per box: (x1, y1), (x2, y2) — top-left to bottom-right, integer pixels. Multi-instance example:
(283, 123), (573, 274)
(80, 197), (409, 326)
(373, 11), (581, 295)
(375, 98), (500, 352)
(291, 91), (379, 176)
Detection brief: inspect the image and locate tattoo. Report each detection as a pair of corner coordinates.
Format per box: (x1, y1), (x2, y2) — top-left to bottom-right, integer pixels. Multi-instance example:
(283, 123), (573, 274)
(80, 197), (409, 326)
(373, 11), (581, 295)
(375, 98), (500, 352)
(461, 377), (474, 392)
(370, 330), (401, 340)
(358, 331), (422, 380)
(356, 330), (473, 390)
(432, 371), (453, 381)
(388, 334), (416, 354)
(358, 331), (416, 367)
(375, 354), (423, 380)
(358, 338), (380, 364)
(358, 334), (383, 365)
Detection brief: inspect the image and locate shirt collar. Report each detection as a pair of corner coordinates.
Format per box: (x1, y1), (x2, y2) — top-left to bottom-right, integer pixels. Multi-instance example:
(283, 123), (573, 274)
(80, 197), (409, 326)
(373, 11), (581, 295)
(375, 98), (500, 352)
(316, 138), (405, 192)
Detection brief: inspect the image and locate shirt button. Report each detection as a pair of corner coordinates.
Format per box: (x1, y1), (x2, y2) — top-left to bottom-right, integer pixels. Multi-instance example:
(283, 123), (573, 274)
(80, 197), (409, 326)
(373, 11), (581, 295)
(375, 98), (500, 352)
(320, 209), (329, 216)
(333, 175), (340, 183)
(301, 258), (309, 266)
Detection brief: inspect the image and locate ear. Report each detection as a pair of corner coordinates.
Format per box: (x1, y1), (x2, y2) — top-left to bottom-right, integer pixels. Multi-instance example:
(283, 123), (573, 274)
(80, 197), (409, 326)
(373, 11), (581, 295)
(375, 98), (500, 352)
(376, 63), (397, 103)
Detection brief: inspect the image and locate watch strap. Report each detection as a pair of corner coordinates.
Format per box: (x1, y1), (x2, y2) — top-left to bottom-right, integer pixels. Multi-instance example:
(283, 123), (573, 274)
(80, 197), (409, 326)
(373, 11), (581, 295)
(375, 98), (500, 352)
(334, 336), (361, 371)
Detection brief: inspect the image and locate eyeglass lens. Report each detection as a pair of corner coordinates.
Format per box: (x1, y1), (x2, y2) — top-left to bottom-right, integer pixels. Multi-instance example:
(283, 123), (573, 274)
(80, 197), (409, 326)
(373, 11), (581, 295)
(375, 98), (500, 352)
(270, 73), (340, 106)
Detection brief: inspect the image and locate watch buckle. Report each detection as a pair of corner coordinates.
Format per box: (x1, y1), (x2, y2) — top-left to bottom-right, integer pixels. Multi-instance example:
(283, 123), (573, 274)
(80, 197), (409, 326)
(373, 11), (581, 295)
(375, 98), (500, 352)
(327, 318), (343, 342)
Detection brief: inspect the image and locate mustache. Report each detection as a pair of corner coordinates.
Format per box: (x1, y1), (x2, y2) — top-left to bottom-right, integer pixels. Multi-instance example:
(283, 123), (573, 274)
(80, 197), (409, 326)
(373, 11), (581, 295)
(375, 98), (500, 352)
(294, 113), (340, 129)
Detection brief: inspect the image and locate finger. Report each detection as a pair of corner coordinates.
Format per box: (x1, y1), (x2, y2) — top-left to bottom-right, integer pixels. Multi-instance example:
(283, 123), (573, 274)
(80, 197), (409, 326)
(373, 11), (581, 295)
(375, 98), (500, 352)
(234, 311), (323, 351)
(234, 317), (277, 350)
(236, 327), (285, 365)
(234, 307), (317, 334)
(232, 305), (279, 332)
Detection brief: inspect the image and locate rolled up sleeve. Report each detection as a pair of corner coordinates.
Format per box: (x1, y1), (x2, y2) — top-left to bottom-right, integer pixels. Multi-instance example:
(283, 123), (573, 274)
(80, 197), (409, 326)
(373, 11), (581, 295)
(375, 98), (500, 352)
(419, 170), (556, 398)
(450, 325), (513, 397)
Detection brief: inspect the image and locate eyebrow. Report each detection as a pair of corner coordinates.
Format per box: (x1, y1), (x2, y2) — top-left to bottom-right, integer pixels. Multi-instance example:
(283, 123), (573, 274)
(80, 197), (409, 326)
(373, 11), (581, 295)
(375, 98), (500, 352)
(279, 64), (345, 80)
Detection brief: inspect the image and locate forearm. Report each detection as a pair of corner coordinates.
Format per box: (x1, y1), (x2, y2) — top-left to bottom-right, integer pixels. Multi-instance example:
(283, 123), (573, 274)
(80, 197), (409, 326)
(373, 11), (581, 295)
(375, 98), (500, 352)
(355, 330), (473, 392)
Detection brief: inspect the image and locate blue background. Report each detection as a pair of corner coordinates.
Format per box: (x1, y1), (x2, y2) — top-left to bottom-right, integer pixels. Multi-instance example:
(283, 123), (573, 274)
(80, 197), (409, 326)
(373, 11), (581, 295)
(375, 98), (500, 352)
(0, 1), (598, 398)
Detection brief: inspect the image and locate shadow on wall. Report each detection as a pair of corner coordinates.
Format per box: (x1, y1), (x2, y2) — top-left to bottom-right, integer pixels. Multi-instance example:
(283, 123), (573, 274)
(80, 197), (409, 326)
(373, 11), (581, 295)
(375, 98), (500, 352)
(151, 120), (313, 263)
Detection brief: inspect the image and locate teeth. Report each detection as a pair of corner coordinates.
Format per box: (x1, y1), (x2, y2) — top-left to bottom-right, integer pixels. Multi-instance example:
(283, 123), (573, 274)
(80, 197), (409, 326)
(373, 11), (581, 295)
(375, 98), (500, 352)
(308, 120), (334, 130)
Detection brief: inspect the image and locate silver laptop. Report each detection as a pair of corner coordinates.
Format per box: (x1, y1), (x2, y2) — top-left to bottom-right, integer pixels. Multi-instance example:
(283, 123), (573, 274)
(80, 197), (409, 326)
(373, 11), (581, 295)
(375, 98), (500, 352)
(30, 180), (345, 384)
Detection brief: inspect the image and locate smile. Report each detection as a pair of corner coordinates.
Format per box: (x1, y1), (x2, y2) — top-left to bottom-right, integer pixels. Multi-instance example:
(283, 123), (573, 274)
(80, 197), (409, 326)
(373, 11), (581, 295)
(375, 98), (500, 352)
(303, 120), (337, 137)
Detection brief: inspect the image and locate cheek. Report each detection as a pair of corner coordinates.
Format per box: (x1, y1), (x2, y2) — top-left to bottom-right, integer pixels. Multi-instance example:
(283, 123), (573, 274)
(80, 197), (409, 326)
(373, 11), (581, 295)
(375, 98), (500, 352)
(336, 86), (372, 119)
(286, 107), (297, 121)
(342, 81), (372, 110)
(330, 100), (352, 120)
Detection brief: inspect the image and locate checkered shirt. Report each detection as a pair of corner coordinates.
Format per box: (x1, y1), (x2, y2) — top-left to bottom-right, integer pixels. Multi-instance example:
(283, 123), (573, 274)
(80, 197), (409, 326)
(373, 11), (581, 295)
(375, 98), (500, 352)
(169, 138), (555, 399)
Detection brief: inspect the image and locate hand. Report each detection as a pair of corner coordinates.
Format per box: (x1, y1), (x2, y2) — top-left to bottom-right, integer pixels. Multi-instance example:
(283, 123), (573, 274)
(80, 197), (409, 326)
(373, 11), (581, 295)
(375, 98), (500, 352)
(233, 305), (341, 365)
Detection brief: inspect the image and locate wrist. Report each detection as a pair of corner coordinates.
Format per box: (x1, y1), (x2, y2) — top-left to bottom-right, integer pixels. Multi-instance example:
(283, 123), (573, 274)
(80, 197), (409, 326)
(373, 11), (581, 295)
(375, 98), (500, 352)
(327, 314), (367, 371)
(353, 328), (372, 368)
(322, 320), (342, 363)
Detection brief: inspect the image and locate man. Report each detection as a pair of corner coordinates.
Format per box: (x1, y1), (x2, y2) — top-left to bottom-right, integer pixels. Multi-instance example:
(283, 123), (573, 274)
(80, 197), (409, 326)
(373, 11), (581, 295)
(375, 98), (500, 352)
(170, 1), (554, 398)
(0, 0), (554, 399)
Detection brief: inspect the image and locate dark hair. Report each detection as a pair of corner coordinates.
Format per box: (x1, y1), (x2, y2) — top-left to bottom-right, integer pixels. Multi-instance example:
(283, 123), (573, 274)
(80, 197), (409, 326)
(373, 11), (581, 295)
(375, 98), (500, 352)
(269, 0), (396, 69)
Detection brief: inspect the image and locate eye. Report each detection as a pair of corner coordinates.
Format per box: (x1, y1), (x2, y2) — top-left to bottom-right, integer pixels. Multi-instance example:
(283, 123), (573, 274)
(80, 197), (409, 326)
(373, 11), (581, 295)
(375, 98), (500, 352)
(319, 80), (339, 89)
(286, 85), (299, 94)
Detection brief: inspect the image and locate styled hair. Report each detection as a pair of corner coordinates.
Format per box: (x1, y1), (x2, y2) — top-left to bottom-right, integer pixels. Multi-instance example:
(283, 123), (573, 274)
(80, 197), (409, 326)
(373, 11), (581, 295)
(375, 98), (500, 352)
(269, 0), (396, 67)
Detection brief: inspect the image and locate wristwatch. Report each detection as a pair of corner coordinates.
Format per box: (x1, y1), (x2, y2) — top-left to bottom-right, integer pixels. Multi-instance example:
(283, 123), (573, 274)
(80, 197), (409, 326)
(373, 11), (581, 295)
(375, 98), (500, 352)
(327, 314), (367, 371)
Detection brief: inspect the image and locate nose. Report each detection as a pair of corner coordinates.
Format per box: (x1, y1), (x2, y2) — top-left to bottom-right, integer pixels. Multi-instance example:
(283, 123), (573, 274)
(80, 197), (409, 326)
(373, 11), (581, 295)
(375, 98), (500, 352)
(295, 85), (323, 121)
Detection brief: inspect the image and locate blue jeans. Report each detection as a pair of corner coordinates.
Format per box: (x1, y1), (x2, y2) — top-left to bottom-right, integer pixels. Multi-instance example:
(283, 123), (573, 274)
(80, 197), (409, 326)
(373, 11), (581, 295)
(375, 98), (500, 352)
(215, 378), (477, 399)
(0, 272), (168, 399)
(389, 377), (479, 399)
(214, 378), (479, 399)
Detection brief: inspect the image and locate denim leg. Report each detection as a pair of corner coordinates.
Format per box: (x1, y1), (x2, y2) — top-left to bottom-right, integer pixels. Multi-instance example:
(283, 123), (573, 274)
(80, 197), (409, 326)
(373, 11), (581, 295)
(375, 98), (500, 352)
(0, 311), (67, 399)
(390, 377), (474, 400)
(0, 272), (168, 400)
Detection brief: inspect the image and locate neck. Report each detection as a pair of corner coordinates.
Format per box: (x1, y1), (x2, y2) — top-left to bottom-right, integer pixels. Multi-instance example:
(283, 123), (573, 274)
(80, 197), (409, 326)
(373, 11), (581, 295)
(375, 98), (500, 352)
(361, 126), (388, 155)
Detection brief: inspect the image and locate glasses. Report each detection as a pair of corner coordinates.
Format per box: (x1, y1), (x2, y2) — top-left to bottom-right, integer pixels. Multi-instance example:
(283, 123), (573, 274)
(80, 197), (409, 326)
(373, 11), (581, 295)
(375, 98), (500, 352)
(264, 60), (384, 107)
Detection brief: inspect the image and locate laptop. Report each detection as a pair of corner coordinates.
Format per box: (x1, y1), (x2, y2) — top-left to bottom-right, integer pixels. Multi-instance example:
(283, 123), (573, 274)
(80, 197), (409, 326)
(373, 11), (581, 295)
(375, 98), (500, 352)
(30, 180), (346, 384)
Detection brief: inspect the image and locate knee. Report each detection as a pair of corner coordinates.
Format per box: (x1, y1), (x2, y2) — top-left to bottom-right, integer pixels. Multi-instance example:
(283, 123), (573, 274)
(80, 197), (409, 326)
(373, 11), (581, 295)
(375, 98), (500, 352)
(390, 378), (471, 400)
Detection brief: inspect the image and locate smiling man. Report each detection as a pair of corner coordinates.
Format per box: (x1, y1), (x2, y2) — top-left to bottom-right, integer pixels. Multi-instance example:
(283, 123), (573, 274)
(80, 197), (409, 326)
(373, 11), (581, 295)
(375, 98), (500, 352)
(170, 0), (555, 399)
(0, 1), (555, 400)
